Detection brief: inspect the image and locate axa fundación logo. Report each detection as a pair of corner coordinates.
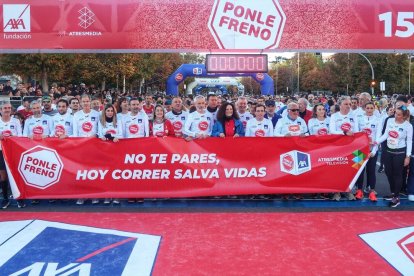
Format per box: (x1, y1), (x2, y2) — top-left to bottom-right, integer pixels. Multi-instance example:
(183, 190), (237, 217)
(3, 4), (32, 40)
(68, 7), (102, 37)
(360, 226), (414, 275)
(280, 150), (311, 176)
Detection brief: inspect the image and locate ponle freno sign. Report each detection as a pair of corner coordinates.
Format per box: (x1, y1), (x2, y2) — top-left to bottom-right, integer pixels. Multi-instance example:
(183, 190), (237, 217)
(208, 0), (286, 49)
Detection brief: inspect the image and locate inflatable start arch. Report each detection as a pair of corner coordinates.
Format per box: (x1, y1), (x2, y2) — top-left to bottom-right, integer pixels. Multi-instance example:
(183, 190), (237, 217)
(166, 64), (274, 96)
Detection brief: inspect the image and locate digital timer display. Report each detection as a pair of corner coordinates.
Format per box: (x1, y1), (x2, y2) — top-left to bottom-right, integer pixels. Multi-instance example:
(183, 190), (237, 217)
(206, 54), (268, 73)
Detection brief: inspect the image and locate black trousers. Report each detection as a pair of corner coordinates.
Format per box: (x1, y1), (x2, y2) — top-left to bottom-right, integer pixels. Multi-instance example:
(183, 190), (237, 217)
(1, 180), (8, 200)
(356, 153), (378, 190)
(384, 151), (406, 196)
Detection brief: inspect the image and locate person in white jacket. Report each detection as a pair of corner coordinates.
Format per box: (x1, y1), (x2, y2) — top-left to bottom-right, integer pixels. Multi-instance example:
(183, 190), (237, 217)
(274, 102), (308, 137)
(183, 95), (213, 141)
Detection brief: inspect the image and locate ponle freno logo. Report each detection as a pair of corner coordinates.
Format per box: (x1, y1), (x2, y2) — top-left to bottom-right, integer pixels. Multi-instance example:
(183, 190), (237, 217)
(280, 150), (311, 176)
(18, 146), (63, 189)
(208, 0), (286, 49)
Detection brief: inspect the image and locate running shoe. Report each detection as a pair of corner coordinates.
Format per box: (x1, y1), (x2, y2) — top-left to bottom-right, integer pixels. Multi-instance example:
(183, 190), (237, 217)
(76, 199), (85, 205)
(369, 191), (377, 202)
(113, 199), (120, 205)
(103, 198), (111, 205)
(136, 198), (144, 203)
(331, 193), (341, 201)
(48, 199), (56, 203)
(31, 200), (39, 205)
(346, 192), (356, 201)
(91, 199), (99, 204)
(1, 199), (10, 209)
(383, 194), (394, 201)
(17, 200), (26, 208)
(377, 167), (384, 173)
(389, 197), (400, 208)
(293, 194), (303, 200)
(127, 198), (136, 203)
(320, 193), (330, 200)
(355, 189), (364, 200)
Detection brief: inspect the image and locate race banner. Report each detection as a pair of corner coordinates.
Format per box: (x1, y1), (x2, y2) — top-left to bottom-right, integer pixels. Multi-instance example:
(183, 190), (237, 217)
(0, 0), (412, 52)
(2, 134), (369, 199)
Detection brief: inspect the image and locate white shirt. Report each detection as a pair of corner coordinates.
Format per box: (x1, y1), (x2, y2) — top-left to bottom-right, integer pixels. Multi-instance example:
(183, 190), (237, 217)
(183, 111), (213, 138)
(307, 117), (330, 135)
(122, 111), (149, 138)
(23, 115), (53, 137)
(329, 111), (359, 135)
(116, 112), (130, 124)
(358, 114), (382, 155)
(98, 121), (123, 139)
(0, 117), (22, 151)
(238, 111), (253, 130)
(51, 112), (73, 137)
(165, 110), (188, 137)
(72, 110), (100, 137)
(245, 118), (273, 137)
(274, 115), (308, 137)
(206, 107), (218, 125)
(275, 102), (285, 112)
(377, 118), (413, 156)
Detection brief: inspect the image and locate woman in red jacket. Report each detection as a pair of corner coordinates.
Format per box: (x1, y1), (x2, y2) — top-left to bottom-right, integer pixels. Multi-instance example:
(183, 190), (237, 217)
(150, 105), (175, 137)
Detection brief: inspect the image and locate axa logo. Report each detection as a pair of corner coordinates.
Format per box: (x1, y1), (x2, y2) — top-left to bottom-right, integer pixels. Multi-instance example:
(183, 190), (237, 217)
(0, 220), (161, 276)
(280, 150), (311, 176)
(3, 4), (31, 32)
(360, 226), (414, 275)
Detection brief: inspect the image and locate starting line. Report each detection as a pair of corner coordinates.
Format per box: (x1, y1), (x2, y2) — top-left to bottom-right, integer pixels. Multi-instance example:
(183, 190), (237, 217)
(0, 211), (413, 275)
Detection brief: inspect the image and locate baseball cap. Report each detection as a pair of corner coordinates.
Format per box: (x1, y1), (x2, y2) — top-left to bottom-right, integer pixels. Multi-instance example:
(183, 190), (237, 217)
(265, 100), (275, 106)
(42, 95), (51, 101)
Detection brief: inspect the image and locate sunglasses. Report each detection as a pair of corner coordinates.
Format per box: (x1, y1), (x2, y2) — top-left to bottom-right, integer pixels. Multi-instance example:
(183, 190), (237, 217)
(289, 109), (299, 112)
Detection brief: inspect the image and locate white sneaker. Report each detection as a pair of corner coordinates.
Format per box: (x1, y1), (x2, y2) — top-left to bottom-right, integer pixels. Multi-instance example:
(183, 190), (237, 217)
(113, 199), (120, 204)
(76, 199), (84, 205)
(91, 199), (99, 204)
(331, 193), (341, 201)
(103, 198), (111, 204)
(408, 194), (414, 201)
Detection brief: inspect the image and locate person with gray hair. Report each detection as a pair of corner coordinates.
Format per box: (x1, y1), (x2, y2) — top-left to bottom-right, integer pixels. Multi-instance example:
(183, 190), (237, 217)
(329, 96), (359, 201)
(352, 92), (380, 120)
(236, 96), (253, 130)
(183, 95), (213, 140)
(274, 102), (308, 137)
(297, 98), (313, 124)
(23, 100), (52, 139)
(0, 102), (24, 208)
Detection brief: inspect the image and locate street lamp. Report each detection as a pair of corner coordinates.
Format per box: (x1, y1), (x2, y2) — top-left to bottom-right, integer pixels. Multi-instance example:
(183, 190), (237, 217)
(409, 55), (414, 96)
(358, 53), (375, 95)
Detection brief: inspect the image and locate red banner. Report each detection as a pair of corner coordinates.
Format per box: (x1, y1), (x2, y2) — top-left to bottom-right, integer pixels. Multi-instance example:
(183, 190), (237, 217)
(0, 0), (413, 52)
(2, 134), (369, 199)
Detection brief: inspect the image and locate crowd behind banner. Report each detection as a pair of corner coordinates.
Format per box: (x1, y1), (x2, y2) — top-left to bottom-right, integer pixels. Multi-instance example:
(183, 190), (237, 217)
(0, 80), (413, 209)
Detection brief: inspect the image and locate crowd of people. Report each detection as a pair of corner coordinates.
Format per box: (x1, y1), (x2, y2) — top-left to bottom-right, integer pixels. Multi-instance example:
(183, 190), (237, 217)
(1, 81), (414, 209)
